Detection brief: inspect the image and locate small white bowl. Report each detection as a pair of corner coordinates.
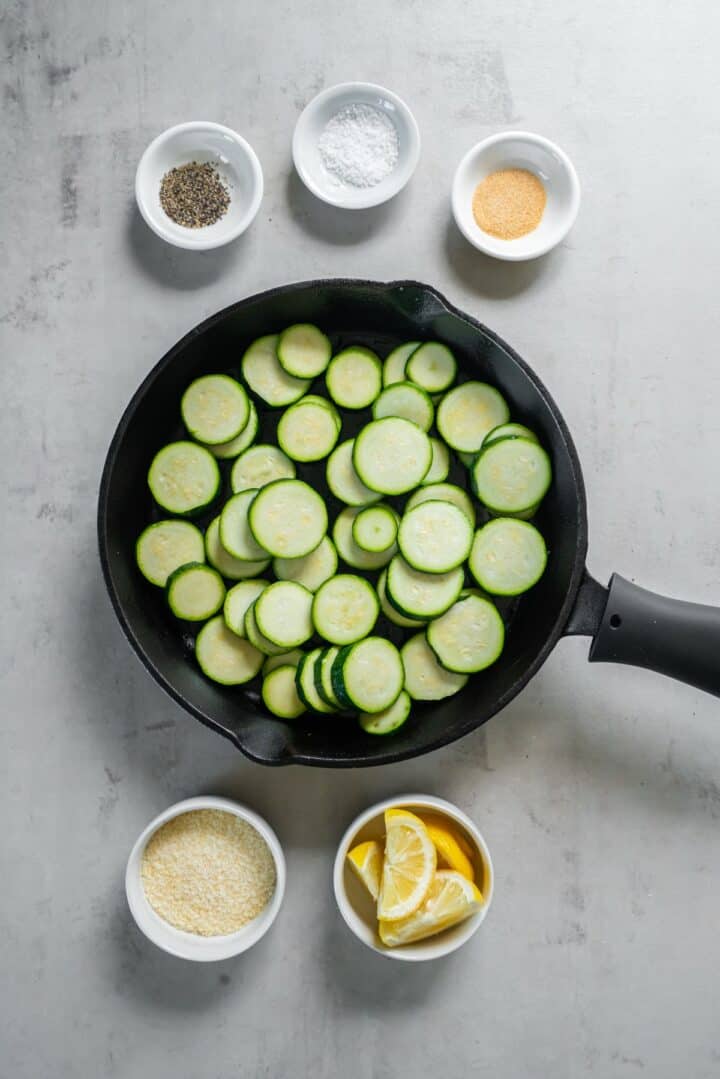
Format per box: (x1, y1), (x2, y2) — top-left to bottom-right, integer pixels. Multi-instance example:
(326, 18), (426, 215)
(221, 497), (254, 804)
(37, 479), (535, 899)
(452, 131), (580, 261)
(135, 122), (264, 250)
(333, 794), (494, 962)
(292, 82), (420, 210)
(126, 795), (285, 961)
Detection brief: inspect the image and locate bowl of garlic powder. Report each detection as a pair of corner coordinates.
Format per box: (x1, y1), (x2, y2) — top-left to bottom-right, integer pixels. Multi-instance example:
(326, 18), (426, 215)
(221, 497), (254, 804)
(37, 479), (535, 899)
(452, 131), (581, 261)
(126, 796), (285, 960)
(293, 82), (421, 209)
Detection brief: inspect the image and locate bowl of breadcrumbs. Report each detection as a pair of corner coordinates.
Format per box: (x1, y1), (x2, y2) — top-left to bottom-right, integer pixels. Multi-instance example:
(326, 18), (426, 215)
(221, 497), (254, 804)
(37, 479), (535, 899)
(126, 796), (285, 960)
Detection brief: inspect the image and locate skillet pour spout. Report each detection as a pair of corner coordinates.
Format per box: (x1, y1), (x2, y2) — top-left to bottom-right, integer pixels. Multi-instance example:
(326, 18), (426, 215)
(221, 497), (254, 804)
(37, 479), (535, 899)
(98, 279), (720, 768)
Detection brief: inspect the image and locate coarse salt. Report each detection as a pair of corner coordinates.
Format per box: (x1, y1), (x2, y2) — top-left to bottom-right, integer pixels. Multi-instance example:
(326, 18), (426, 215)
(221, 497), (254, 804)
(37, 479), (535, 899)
(317, 103), (399, 189)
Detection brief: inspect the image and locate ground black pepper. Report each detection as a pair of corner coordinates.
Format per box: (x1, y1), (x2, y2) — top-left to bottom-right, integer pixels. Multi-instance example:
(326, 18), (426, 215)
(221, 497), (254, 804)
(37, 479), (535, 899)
(159, 161), (230, 228)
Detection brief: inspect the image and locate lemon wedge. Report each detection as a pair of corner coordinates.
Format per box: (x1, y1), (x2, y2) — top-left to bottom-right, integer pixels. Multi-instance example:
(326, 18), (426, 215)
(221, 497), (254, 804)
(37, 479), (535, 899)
(377, 808), (436, 921)
(379, 870), (483, 947)
(418, 814), (476, 882)
(346, 840), (383, 900)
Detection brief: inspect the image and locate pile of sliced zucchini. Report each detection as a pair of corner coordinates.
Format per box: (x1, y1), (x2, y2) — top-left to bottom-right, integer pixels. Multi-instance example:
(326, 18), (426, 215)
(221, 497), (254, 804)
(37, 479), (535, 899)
(136, 325), (552, 737)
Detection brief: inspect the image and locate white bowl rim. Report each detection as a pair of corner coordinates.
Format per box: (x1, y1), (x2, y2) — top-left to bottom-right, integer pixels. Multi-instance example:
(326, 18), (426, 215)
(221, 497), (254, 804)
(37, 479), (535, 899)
(135, 121), (264, 251)
(451, 130), (581, 261)
(125, 795), (286, 961)
(292, 81), (421, 210)
(333, 793), (494, 962)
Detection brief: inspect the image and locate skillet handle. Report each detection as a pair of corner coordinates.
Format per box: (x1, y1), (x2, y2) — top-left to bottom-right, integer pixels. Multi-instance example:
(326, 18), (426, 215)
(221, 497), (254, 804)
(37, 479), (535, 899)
(567, 571), (720, 697)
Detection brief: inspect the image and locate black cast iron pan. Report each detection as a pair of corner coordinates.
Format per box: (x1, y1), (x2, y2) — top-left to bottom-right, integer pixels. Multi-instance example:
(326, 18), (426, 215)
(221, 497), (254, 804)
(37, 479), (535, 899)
(98, 280), (720, 767)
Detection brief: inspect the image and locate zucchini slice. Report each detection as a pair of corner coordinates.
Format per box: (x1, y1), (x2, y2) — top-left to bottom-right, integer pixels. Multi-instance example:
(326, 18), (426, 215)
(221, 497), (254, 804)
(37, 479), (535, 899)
(277, 397), (340, 462)
(241, 334), (311, 406)
(482, 422), (539, 449)
(386, 555), (463, 619)
(167, 562), (225, 621)
(195, 616), (264, 685)
(422, 437), (450, 485)
(469, 518), (548, 595)
(219, 490), (269, 561)
(181, 374), (249, 445)
(353, 418), (432, 495)
(273, 535), (338, 593)
(315, 646), (343, 707)
(312, 574), (379, 645)
(331, 637), (404, 714)
(248, 479), (328, 559)
(254, 581), (314, 648)
(262, 649), (305, 676)
(436, 382), (510, 453)
(351, 504), (398, 553)
(296, 648), (337, 713)
(230, 444), (296, 493)
(148, 441), (220, 516)
(401, 633), (468, 701)
(376, 570), (424, 629)
(325, 347), (382, 409)
(206, 401), (259, 459)
(223, 579), (270, 636)
(372, 383), (434, 432)
(326, 439), (382, 507)
(383, 341), (420, 386)
(406, 482), (475, 526)
(205, 517), (271, 580)
(426, 593), (505, 673)
(277, 323), (332, 379)
(398, 500), (473, 573)
(136, 520), (205, 587)
(405, 341), (457, 394)
(471, 438), (552, 514)
(244, 603), (288, 656)
(262, 664), (307, 719)
(359, 690), (411, 735)
(333, 507), (396, 570)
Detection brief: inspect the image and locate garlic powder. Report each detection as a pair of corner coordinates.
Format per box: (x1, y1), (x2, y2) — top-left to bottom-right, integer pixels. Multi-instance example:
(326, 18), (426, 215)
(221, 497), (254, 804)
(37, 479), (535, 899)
(141, 809), (276, 936)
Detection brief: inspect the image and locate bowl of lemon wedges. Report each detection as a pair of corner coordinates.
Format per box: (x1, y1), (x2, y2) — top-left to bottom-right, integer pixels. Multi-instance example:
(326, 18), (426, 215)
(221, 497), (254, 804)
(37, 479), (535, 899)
(333, 794), (493, 961)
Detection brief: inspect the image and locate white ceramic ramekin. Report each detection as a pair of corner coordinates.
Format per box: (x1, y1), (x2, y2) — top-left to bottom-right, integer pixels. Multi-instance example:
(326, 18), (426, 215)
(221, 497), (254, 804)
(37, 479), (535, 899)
(135, 122), (263, 250)
(126, 795), (285, 961)
(333, 793), (493, 961)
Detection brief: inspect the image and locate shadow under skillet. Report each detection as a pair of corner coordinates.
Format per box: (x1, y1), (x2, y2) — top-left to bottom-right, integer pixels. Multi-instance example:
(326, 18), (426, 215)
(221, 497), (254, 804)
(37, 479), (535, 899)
(125, 203), (247, 291)
(444, 214), (566, 299)
(285, 168), (408, 245)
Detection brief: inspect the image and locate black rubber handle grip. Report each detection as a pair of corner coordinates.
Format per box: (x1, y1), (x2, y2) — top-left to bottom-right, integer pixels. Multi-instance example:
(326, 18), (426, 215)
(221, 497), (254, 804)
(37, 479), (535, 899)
(589, 573), (720, 696)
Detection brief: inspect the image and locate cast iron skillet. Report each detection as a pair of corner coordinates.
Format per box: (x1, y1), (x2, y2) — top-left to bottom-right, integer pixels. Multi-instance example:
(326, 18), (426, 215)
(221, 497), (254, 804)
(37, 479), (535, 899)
(98, 279), (720, 767)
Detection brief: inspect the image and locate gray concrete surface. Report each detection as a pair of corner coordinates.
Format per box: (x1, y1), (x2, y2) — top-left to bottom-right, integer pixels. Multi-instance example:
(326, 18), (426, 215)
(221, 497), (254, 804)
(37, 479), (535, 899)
(2, 1), (720, 1076)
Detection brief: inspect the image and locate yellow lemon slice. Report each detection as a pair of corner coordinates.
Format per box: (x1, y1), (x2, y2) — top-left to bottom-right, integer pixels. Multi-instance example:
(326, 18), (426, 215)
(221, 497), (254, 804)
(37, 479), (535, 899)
(377, 808), (436, 921)
(418, 814), (476, 882)
(346, 840), (383, 900)
(379, 870), (483, 947)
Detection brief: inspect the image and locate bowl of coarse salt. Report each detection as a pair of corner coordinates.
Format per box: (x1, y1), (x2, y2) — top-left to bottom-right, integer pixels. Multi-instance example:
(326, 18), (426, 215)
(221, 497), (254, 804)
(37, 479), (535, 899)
(126, 796), (285, 961)
(292, 82), (421, 210)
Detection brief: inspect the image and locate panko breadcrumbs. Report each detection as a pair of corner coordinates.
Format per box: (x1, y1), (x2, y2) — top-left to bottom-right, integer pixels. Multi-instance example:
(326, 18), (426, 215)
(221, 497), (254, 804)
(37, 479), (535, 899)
(141, 809), (276, 936)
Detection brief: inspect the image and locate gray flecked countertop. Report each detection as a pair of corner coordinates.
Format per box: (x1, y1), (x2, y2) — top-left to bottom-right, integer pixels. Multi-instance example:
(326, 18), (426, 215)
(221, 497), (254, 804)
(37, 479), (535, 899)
(3, 2), (720, 1076)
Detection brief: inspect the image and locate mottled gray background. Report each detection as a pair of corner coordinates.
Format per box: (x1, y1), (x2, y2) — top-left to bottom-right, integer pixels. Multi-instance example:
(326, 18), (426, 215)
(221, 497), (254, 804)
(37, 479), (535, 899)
(2, 1), (720, 1076)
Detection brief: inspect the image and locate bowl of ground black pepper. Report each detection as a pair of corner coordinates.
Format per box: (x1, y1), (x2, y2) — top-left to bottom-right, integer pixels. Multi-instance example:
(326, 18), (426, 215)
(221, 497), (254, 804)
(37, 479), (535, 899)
(452, 131), (580, 261)
(135, 122), (264, 250)
(126, 796), (285, 960)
